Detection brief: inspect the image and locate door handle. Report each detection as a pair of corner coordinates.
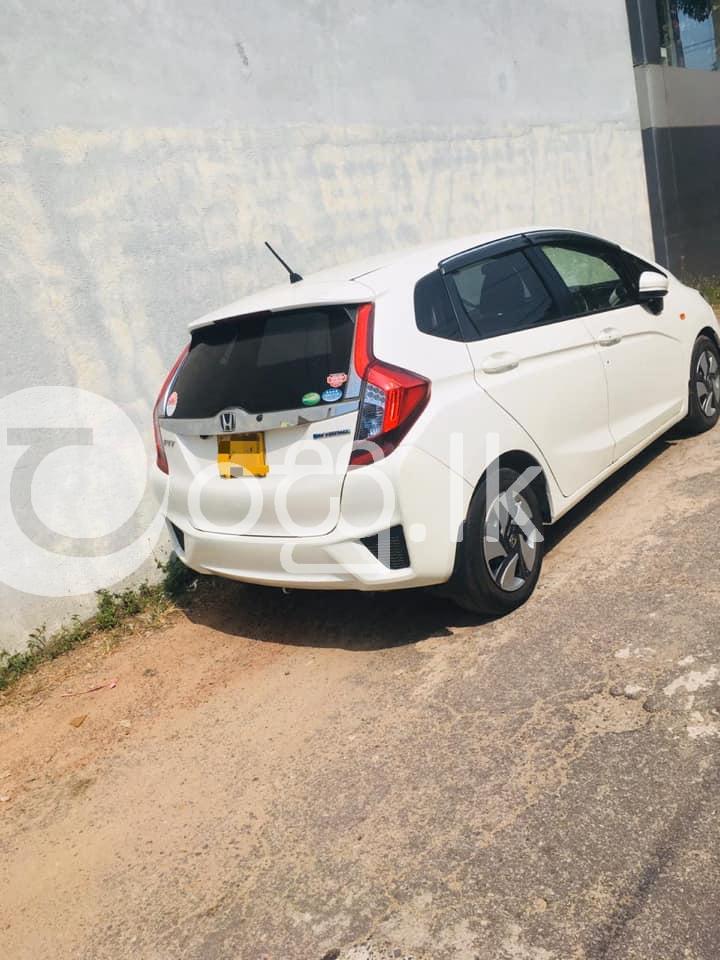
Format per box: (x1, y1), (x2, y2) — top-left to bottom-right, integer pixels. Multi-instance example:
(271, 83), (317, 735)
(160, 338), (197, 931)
(481, 351), (519, 374)
(596, 327), (622, 347)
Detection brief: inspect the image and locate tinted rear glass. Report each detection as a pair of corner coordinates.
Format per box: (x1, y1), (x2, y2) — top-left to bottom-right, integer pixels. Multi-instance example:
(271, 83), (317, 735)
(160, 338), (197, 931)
(171, 306), (357, 418)
(414, 270), (462, 340)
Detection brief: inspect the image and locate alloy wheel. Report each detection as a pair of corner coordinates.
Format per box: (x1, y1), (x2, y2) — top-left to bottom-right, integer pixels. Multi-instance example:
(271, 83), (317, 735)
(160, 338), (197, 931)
(696, 348), (720, 418)
(482, 491), (540, 592)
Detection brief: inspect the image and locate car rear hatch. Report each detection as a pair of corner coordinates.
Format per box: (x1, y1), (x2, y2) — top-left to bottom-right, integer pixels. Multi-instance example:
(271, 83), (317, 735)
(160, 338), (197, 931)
(159, 295), (369, 538)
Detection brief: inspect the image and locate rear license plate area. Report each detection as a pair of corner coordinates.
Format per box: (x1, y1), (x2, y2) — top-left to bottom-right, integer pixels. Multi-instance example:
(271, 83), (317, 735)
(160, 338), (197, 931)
(217, 432), (269, 478)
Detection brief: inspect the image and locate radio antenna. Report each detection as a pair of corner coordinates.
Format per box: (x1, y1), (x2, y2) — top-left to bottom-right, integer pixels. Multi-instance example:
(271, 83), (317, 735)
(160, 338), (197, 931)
(264, 241), (303, 284)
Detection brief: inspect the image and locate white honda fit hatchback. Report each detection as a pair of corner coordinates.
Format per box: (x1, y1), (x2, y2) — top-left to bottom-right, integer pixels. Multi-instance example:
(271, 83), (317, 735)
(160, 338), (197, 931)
(153, 229), (720, 616)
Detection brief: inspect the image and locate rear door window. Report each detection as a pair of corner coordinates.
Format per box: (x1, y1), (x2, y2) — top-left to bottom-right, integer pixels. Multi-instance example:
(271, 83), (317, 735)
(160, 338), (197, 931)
(171, 306), (357, 419)
(448, 249), (558, 339)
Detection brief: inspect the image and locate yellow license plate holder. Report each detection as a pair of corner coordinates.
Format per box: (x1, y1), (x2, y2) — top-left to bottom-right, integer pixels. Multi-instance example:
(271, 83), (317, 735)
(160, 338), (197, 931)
(217, 433), (269, 478)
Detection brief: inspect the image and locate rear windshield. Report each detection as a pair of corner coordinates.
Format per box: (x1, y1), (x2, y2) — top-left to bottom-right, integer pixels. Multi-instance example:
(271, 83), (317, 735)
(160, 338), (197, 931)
(171, 306), (357, 418)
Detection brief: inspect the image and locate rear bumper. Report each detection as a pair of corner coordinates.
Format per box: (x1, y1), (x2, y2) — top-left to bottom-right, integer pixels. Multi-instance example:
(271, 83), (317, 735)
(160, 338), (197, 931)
(169, 521), (418, 590)
(161, 445), (473, 591)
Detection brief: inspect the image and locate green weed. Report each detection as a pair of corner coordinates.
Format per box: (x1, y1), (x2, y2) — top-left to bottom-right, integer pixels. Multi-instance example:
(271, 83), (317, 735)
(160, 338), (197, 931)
(0, 556), (202, 692)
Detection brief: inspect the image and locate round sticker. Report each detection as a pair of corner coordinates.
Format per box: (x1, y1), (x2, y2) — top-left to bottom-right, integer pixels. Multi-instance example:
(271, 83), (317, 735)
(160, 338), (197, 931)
(321, 387), (343, 403)
(166, 391), (178, 416)
(301, 392), (321, 407)
(327, 372), (348, 388)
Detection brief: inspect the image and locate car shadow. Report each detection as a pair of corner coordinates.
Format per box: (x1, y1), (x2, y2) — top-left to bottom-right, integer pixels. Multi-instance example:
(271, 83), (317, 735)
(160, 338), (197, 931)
(183, 578), (477, 651)
(183, 429), (681, 651)
(543, 431), (676, 553)
(545, 432), (682, 553)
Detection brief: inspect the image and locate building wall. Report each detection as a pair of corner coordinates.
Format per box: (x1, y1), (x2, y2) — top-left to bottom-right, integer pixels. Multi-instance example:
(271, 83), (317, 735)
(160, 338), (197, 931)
(627, 0), (720, 276)
(634, 65), (720, 276)
(0, 0), (653, 653)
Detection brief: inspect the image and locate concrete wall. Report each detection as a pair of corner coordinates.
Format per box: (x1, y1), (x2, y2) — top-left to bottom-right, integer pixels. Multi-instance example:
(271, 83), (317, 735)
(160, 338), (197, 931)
(626, 0), (720, 275)
(634, 64), (720, 275)
(0, 0), (653, 653)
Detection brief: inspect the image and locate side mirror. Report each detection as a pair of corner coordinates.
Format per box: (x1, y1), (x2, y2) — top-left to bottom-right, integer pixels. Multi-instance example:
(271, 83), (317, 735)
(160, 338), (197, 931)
(638, 270), (669, 302)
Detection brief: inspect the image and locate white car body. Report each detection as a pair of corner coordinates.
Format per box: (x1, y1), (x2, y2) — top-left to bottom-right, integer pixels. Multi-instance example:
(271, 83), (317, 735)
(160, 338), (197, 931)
(153, 227), (719, 602)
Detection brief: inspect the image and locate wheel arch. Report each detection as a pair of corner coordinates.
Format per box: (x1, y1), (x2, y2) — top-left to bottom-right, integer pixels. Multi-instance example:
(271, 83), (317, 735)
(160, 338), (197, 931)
(454, 449), (555, 552)
(443, 448), (551, 608)
(495, 450), (553, 524)
(464, 449), (554, 524)
(698, 326), (720, 351)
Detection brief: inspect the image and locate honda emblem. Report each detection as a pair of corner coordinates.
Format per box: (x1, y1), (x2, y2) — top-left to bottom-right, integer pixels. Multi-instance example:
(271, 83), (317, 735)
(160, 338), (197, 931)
(219, 411), (236, 433)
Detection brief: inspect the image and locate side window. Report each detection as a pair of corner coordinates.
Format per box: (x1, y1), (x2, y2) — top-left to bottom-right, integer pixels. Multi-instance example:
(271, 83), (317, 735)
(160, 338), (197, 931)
(414, 270), (463, 341)
(623, 252), (666, 295)
(449, 250), (558, 339)
(540, 244), (632, 314)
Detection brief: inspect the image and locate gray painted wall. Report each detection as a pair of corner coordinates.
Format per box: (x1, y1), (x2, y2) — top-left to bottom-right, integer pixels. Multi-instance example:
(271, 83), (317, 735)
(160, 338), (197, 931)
(626, 0), (720, 276)
(1, 0), (653, 652)
(634, 64), (720, 274)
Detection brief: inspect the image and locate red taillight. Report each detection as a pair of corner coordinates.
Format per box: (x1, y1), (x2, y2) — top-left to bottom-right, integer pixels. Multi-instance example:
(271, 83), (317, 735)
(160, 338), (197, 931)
(153, 344), (189, 474)
(350, 304), (430, 467)
(353, 302), (375, 378)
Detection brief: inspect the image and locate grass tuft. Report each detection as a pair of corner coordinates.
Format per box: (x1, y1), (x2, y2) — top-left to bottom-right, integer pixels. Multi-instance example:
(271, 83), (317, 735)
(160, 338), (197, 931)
(0, 556), (201, 693)
(683, 273), (720, 309)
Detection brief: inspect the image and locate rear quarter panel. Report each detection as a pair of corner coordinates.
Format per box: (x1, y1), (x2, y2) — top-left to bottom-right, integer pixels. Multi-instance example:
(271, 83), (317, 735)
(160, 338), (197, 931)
(368, 273), (564, 521)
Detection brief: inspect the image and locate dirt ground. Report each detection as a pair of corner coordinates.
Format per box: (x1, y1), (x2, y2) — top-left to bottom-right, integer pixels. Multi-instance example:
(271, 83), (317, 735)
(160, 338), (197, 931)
(2, 422), (720, 960)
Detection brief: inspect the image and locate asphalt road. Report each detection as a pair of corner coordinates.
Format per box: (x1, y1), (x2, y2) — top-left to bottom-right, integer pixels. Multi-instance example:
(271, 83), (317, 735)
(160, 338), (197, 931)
(1, 420), (720, 960)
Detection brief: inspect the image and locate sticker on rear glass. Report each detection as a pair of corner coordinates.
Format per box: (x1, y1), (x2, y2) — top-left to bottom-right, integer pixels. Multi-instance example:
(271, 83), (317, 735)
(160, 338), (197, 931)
(166, 391), (178, 416)
(301, 392), (321, 407)
(321, 387), (343, 403)
(327, 372), (347, 388)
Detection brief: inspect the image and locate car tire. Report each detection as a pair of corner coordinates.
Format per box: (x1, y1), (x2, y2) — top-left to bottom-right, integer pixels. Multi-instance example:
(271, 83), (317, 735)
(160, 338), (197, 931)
(683, 335), (720, 435)
(448, 466), (545, 617)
